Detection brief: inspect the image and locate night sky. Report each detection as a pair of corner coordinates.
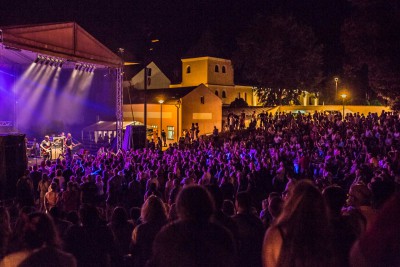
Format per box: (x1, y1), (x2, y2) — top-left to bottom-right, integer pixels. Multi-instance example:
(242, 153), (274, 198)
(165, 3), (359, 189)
(0, 0), (350, 81)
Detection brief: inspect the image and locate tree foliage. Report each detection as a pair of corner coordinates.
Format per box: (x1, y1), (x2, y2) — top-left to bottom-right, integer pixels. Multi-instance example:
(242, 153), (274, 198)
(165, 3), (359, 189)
(233, 15), (324, 106)
(342, 0), (400, 99)
(229, 98), (249, 108)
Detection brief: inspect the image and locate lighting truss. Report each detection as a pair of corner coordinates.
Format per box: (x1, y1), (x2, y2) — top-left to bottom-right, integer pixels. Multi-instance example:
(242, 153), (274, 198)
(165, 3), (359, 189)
(74, 63), (96, 73)
(34, 54), (65, 68)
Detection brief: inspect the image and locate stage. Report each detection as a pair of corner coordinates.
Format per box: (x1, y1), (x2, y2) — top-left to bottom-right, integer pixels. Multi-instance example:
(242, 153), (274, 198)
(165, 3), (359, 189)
(0, 22), (123, 144)
(0, 22), (124, 199)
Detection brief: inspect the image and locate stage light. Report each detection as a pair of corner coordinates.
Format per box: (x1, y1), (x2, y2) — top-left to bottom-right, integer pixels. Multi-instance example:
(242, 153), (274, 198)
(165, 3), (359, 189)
(34, 57), (40, 64)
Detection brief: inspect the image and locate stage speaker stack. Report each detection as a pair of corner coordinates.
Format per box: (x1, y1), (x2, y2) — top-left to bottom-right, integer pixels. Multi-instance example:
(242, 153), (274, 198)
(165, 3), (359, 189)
(123, 125), (146, 150)
(0, 134), (28, 200)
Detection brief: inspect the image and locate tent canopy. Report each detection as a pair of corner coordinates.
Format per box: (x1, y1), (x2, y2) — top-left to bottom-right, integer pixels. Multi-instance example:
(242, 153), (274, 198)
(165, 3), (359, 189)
(82, 121), (142, 132)
(1, 22), (123, 68)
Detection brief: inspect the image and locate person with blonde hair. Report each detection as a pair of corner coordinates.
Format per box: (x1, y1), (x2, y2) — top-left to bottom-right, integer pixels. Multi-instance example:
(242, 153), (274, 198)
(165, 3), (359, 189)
(263, 180), (336, 267)
(44, 182), (59, 213)
(131, 195), (167, 267)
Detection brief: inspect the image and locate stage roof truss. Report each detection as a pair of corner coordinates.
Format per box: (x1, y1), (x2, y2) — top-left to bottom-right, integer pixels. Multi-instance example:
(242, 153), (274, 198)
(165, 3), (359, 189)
(0, 22), (123, 68)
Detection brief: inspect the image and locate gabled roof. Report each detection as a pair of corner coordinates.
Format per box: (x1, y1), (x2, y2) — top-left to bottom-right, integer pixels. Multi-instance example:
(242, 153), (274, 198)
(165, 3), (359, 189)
(124, 86), (198, 105)
(1, 22), (122, 67)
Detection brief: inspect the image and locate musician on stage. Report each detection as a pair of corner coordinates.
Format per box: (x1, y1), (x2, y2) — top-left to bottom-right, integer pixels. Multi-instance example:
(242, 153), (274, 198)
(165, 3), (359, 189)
(40, 135), (52, 160)
(64, 133), (76, 160)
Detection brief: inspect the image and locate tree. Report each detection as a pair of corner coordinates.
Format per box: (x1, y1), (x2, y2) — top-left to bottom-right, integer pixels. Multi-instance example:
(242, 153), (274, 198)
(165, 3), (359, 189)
(233, 15), (324, 106)
(342, 0), (400, 100)
(229, 98), (249, 108)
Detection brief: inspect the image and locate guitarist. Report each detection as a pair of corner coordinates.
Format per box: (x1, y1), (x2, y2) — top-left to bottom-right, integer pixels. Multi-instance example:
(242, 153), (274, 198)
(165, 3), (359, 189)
(64, 133), (77, 160)
(40, 135), (52, 160)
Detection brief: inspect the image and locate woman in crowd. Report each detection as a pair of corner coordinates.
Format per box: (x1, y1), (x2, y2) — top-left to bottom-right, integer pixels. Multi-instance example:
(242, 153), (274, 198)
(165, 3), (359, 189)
(18, 212), (76, 267)
(0, 207), (12, 260)
(263, 180), (337, 267)
(37, 174), (50, 211)
(130, 195), (167, 267)
(108, 207), (134, 258)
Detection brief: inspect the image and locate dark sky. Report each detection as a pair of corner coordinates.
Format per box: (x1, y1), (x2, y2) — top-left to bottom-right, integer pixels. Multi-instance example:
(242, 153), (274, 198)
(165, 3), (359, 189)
(0, 0), (350, 79)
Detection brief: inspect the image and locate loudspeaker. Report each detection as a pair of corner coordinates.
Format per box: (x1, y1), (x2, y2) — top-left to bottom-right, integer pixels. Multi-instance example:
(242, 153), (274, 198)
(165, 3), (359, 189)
(123, 125), (146, 150)
(0, 134), (28, 200)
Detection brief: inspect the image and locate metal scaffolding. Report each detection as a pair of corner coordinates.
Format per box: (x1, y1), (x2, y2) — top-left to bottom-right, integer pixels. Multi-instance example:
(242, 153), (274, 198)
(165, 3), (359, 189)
(116, 67), (123, 150)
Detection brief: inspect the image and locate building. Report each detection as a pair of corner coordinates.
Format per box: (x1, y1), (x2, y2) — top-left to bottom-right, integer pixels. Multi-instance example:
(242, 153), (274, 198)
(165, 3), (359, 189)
(170, 56), (258, 106)
(123, 84), (222, 142)
(123, 55), (322, 140)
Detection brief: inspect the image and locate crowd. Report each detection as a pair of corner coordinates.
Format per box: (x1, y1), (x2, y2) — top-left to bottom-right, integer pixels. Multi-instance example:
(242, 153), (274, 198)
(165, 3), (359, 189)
(1, 110), (400, 267)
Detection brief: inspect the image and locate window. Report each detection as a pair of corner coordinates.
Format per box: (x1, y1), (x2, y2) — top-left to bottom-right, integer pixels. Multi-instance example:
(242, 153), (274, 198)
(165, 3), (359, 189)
(200, 96), (205, 104)
(215, 65), (219, 72)
(186, 66), (191, 74)
(238, 92), (241, 99)
(222, 91), (226, 98)
(215, 90), (219, 96)
(222, 66), (226, 73)
(245, 93), (247, 102)
(167, 126), (174, 140)
(147, 68), (152, 76)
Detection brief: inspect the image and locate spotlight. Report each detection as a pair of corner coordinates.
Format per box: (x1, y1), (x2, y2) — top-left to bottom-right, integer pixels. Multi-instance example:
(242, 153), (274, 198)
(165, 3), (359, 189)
(34, 56), (40, 64)
(59, 61), (64, 68)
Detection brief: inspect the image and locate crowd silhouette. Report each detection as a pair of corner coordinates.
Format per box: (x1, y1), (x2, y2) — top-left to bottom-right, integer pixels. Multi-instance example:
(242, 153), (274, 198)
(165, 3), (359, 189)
(1, 110), (400, 267)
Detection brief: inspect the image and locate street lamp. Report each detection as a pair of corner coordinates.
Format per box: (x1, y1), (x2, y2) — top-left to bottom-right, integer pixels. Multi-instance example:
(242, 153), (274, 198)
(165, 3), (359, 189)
(175, 99), (181, 142)
(158, 99), (164, 134)
(334, 77), (339, 102)
(340, 94), (347, 120)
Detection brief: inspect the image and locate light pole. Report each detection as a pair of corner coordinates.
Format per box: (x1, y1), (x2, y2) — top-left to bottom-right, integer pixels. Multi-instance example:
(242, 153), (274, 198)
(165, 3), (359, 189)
(340, 94), (347, 120)
(158, 99), (164, 134)
(334, 77), (339, 102)
(175, 99), (181, 142)
(144, 38), (159, 145)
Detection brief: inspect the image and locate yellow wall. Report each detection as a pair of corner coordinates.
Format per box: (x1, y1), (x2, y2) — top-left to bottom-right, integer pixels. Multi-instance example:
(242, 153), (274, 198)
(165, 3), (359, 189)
(176, 57), (258, 107)
(181, 57), (209, 87)
(181, 84), (222, 135)
(206, 57), (234, 85)
(123, 103), (179, 141)
(181, 57), (235, 87)
(277, 105), (392, 114)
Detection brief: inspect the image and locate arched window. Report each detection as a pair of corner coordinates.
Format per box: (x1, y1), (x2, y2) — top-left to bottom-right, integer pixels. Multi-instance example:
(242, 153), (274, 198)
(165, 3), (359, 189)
(215, 65), (219, 72)
(222, 91), (227, 98)
(186, 66), (191, 74)
(222, 66), (226, 73)
(215, 90), (219, 96)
